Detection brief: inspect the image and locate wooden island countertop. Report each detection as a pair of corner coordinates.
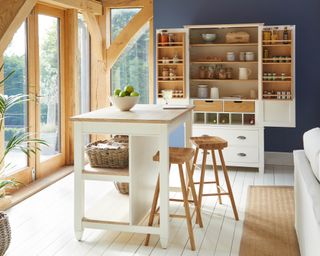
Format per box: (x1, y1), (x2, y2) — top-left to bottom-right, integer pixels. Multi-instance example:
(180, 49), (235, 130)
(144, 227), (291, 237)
(71, 104), (194, 124)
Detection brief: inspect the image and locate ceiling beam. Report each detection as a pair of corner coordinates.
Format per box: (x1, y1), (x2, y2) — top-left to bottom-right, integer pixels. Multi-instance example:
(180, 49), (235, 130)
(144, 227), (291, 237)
(40, 0), (102, 15)
(0, 0), (37, 55)
(103, 0), (151, 8)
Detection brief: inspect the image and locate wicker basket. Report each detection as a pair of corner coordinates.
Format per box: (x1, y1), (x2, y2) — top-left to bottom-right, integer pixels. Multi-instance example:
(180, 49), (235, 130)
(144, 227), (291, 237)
(114, 182), (129, 194)
(85, 139), (128, 169)
(0, 212), (11, 256)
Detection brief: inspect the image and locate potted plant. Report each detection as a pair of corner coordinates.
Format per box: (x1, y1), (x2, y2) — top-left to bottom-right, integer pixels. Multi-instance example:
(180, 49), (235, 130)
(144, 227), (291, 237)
(0, 64), (47, 255)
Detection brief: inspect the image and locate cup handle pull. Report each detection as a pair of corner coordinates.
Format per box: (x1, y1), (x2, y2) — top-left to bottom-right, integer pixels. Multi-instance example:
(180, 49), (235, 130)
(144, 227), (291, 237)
(237, 153), (247, 157)
(237, 136), (246, 140)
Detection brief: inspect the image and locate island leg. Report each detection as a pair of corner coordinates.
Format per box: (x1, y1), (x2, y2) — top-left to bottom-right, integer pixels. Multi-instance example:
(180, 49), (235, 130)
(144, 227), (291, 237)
(74, 122), (84, 241)
(159, 127), (169, 248)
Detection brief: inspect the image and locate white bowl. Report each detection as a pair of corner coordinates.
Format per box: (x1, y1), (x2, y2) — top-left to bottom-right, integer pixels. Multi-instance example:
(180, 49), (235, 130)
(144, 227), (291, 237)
(201, 33), (217, 42)
(109, 96), (140, 111)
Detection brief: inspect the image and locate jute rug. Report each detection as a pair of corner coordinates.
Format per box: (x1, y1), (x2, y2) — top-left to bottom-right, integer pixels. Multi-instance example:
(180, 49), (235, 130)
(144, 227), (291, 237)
(239, 186), (300, 256)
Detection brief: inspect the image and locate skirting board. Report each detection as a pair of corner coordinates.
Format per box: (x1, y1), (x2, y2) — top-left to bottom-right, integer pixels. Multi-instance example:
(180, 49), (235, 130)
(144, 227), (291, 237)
(265, 151), (293, 166)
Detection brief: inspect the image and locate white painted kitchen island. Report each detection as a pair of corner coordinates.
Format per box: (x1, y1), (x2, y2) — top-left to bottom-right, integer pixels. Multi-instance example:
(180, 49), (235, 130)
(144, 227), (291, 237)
(71, 104), (193, 248)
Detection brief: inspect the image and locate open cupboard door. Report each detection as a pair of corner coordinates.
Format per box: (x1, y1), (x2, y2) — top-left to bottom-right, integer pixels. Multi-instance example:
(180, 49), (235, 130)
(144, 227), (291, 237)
(262, 25), (296, 127)
(156, 28), (189, 104)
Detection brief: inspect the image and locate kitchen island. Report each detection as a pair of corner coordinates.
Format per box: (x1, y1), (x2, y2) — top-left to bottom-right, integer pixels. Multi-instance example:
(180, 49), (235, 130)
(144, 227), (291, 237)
(71, 104), (193, 248)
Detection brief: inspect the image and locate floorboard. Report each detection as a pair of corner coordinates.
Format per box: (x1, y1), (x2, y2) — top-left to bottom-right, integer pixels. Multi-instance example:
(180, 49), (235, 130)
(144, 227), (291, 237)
(5, 164), (294, 256)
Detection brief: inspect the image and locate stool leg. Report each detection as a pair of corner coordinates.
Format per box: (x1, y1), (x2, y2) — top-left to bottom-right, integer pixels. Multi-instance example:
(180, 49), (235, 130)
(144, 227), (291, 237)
(191, 147), (199, 177)
(186, 161), (203, 228)
(218, 149), (239, 221)
(211, 149), (222, 204)
(198, 149), (207, 209)
(145, 176), (160, 246)
(178, 164), (196, 251)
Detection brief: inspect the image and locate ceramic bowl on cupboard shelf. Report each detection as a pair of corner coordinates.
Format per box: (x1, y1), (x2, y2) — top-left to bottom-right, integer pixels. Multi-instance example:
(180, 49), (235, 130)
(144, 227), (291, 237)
(201, 33), (217, 43)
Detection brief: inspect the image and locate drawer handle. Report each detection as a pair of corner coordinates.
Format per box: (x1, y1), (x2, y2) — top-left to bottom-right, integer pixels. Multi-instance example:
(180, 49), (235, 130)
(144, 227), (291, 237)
(234, 101), (243, 103)
(237, 153), (247, 157)
(204, 100), (214, 103)
(237, 136), (246, 140)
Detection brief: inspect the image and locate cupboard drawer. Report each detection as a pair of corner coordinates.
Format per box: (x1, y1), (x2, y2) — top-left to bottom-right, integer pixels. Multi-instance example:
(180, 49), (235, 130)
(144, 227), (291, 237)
(223, 146), (259, 163)
(194, 100), (223, 112)
(224, 101), (255, 113)
(193, 128), (259, 147)
(195, 146), (259, 165)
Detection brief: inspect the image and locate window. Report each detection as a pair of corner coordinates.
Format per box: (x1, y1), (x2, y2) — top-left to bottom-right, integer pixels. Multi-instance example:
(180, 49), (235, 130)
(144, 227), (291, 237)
(110, 9), (150, 104)
(3, 22), (28, 173)
(78, 13), (90, 114)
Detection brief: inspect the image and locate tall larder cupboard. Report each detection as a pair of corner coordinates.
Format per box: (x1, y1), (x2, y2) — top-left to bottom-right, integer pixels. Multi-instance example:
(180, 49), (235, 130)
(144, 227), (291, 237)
(156, 23), (295, 173)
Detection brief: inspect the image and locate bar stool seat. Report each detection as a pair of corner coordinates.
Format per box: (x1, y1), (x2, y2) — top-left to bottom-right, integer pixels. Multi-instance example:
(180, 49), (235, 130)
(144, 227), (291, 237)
(145, 147), (203, 251)
(190, 136), (239, 221)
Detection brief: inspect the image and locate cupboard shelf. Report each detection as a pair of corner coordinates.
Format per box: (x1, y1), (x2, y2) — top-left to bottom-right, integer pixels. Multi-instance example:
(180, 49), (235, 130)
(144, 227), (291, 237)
(263, 80), (291, 83)
(263, 62), (291, 65)
(158, 46), (183, 49)
(263, 40), (291, 43)
(190, 43), (258, 47)
(191, 61), (258, 64)
(263, 44), (291, 47)
(191, 79), (258, 82)
(157, 63), (184, 66)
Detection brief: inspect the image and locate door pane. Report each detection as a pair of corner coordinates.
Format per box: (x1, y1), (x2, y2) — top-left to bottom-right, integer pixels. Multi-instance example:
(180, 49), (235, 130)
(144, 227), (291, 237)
(38, 15), (60, 162)
(111, 8), (140, 42)
(3, 22), (28, 174)
(111, 24), (149, 103)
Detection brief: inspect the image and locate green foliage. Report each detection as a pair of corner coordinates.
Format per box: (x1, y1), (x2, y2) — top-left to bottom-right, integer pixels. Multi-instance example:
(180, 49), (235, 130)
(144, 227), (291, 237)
(111, 9), (149, 104)
(0, 66), (48, 194)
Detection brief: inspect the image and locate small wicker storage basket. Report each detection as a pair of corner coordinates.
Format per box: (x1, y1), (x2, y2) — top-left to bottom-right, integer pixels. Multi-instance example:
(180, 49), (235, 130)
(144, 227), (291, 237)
(85, 136), (129, 169)
(225, 31), (250, 43)
(0, 212), (11, 256)
(114, 182), (129, 194)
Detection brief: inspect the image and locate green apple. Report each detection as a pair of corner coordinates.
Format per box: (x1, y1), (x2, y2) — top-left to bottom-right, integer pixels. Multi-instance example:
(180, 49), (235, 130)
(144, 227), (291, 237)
(124, 85), (134, 94)
(119, 91), (127, 97)
(130, 92), (140, 96)
(114, 88), (121, 96)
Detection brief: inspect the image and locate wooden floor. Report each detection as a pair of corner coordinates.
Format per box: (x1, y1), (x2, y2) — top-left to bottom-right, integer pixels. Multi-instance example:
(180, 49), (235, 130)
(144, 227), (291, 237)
(5, 164), (294, 256)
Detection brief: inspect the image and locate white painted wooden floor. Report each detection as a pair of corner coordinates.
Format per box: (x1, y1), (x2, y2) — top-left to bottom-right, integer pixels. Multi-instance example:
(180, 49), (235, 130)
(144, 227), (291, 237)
(5, 165), (294, 256)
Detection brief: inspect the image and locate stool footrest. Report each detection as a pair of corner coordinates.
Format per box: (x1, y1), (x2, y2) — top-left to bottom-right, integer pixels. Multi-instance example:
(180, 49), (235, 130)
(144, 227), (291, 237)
(194, 181), (217, 185)
(170, 198), (195, 203)
(202, 192), (229, 197)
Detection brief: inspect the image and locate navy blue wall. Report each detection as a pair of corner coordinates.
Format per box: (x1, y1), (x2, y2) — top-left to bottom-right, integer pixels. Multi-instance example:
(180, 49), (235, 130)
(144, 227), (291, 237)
(154, 0), (320, 152)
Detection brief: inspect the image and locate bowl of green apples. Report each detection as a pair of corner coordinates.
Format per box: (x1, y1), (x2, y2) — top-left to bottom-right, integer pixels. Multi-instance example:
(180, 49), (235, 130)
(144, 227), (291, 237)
(110, 85), (140, 111)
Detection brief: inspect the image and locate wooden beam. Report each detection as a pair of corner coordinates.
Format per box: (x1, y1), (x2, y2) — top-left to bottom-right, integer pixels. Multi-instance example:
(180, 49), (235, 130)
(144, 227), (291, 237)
(103, 0), (151, 8)
(40, 0), (102, 15)
(0, 0), (37, 55)
(106, 3), (153, 70)
(64, 9), (78, 164)
(83, 12), (108, 110)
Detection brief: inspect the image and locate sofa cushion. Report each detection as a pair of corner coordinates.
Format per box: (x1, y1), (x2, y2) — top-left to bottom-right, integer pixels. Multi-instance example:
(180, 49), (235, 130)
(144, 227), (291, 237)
(303, 127), (320, 182)
(294, 150), (320, 225)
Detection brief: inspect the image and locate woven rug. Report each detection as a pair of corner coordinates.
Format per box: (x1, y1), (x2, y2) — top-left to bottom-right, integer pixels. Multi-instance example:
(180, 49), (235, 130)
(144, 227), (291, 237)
(239, 186), (300, 256)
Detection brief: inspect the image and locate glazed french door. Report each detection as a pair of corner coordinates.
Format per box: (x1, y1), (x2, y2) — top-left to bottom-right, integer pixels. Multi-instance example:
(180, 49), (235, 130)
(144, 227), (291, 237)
(32, 4), (66, 179)
(4, 4), (66, 184)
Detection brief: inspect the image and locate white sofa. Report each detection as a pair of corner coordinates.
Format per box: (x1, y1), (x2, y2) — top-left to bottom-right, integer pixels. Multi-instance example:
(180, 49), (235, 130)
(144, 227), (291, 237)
(294, 127), (320, 256)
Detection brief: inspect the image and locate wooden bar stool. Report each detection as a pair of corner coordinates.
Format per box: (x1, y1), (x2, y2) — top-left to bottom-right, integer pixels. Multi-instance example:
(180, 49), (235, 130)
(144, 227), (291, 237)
(145, 147), (203, 251)
(190, 136), (239, 221)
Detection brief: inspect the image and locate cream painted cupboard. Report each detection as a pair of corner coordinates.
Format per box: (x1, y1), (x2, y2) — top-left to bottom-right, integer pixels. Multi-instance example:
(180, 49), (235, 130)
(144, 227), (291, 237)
(156, 23), (296, 173)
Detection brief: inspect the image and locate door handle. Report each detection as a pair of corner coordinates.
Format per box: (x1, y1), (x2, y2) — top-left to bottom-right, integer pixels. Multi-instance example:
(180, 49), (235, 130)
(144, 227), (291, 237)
(35, 95), (44, 104)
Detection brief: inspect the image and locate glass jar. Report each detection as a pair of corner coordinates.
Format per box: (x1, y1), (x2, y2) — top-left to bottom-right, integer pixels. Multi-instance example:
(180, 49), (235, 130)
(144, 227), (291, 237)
(172, 52), (179, 63)
(207, 66), (214, 79)
(218, 68), (227, 79)
(226, 68), (233, 79)
(168, 33), (175, 46)
(199, 66), (206, 79)
(263, 30), (271, 43)
(162, 67), (169, 79)
(169, 67), (176, 80)
(160, 30), (169, 45)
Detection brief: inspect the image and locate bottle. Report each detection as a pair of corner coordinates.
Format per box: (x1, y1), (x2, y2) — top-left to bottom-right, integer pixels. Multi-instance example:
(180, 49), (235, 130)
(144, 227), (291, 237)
(283, 27), (289, 44)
